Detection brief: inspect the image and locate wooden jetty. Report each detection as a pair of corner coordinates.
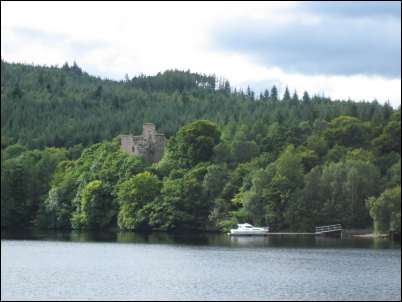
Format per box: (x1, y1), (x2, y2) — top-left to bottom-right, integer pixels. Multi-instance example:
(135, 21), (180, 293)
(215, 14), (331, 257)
(262, 224), (344, 238)
(314, 224), (343, 237)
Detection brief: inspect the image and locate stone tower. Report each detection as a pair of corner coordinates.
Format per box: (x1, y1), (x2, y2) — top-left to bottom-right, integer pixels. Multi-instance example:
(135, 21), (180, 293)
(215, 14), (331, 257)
(120, 123), (166, 163)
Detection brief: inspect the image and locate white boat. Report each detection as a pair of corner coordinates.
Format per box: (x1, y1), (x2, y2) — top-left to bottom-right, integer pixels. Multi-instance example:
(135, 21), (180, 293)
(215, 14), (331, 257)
(229, 223), (269, 236)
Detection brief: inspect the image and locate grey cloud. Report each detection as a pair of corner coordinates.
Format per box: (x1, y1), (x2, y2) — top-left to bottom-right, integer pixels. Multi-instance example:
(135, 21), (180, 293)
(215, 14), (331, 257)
(303, 1), (401, 19)
(213, 2), (401, 78)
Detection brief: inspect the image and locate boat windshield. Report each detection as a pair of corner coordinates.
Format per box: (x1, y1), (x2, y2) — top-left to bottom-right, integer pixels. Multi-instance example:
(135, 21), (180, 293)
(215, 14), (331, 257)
(238, 223), (254, 228)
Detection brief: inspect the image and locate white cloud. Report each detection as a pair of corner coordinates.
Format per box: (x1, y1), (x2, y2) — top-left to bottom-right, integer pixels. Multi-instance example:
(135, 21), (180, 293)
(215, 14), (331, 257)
(240, 66), (401, 105)
(1, 1), (400, 107)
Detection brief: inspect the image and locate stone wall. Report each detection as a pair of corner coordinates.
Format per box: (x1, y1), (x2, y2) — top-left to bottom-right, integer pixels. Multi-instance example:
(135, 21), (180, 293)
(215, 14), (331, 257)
(119, 123), (165, 163)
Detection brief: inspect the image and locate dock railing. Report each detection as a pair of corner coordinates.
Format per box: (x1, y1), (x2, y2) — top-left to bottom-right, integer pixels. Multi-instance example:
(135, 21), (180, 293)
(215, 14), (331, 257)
(315, 224), (343, 234)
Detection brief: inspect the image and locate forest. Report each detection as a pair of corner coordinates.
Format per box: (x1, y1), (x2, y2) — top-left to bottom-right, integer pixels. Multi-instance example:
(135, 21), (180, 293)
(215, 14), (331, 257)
(1, 60), (400, 237)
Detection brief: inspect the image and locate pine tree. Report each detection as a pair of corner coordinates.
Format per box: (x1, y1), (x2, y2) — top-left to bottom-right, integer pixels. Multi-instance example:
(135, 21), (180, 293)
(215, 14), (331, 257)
(302, 91), (311, 104)
(263, 89), (270, 101)
(270, 85), (278, 103)
(291, 91), (299, 105)
(283, 87), (291, 102)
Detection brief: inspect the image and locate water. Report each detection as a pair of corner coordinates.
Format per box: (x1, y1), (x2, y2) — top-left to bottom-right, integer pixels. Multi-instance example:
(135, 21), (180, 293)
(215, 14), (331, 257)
(1, 230), (401, 301)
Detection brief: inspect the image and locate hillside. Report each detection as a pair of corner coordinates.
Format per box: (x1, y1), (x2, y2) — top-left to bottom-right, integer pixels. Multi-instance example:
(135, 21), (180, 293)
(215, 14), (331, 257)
(1, 61), (400, 236)
(1, 60), (395, 149)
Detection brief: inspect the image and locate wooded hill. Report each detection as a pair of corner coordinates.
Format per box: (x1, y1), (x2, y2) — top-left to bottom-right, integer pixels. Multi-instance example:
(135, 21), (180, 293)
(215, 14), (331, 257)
(1, 61), (400, 236)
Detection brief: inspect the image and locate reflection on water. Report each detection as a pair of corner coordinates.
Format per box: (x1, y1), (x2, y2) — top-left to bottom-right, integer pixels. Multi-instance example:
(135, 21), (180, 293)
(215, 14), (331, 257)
(2, 229), (401, 301)
(1, 229), (400, 249)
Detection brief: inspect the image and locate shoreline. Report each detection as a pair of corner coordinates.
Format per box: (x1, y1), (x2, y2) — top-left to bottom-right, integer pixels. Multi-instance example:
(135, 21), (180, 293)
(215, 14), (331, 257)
(1, 227), (393, 238)
(352, 233), (389, 239)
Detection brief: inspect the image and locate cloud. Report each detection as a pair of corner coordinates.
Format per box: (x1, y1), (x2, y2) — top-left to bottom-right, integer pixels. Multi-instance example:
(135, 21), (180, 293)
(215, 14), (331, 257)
(8, 26), (110, 61)
(242, 69), (401, 108)
(1, 1), (400, 106)
(213, 2), (401, 78)
(302, 1), (401, 19)
(2, 25), (119, 78)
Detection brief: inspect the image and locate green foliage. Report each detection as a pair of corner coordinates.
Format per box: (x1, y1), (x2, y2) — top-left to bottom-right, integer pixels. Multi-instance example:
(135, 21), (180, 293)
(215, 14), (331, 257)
(326, 116), (370, 148)
(372, 110), (401, 155)
(36, 141), (146, 230)
(71, 180), (115, 229)
(168, 120), (221, 167)
(232, 141), (260, 163)
(275, 145), (304, 188)
(213, 142), (233, 163)
(2, 61), (392, 150)
(1, 160), (30, 228)
(387, 159), (401, 187)
(307, 159), (381, 228)
(305, 135), (328, 157)
(117, 172), (161, 230)
(368, 186), (401, 234)
(1, 61), (401, 234)
(129, 70), (216, 92)
(148, 164), (212, 231)
(2, 144), (27, 160)
(230, 145), (304, 230)
(1, 146), (68, 228)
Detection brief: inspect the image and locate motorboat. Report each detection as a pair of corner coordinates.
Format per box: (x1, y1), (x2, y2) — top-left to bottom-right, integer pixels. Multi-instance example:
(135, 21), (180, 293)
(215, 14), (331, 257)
(229, 223), (269, 236)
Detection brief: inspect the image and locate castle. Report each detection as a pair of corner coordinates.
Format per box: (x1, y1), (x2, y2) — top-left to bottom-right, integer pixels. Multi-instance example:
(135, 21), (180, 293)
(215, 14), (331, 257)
(120, 123), (166, 163)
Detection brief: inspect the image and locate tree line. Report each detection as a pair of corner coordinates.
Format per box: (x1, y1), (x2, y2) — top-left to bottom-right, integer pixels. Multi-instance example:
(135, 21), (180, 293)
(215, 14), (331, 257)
(1, 61), (400, 237)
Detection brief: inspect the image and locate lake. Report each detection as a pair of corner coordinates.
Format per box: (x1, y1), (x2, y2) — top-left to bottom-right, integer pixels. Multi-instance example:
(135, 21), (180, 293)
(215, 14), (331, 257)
(1, 230), (401, 301)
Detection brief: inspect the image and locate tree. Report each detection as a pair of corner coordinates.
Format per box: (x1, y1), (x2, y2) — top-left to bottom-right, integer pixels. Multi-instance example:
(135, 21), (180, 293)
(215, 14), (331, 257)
(1, 146), (68, 229)
(305, 135), (328, 157)
(71, 61), (82, 75)
(262, 89), (269, 101)
(2, 144), (27, 160)
(213, 142), (233, 163)
(117, 172), (161, 230)
(344, 159), (381, 227)
(203, 164), (229, 200)
(93, 85), (103, 99)
(326, 116), (370, 148)
(283, 87), (291, 102)
(236, 171), (270, 226)
(223, 80), (231, 94)
(235, 145), (304, 230)
(35, 175), (75, 229)
(317, 159), (381, 228)
(299, 167), (325, 229)
(372, 111), (401, 154)
(1, 60), (398, 233)
(291, 91), (299, 105)
(270, 85), (278, 102)
(231, 140), (260, 163)
(1, 161), (30, 228)
(387, 158), (401, 187)
(302, 91), (310, 103)
(368, 186), (401, 235)
(275, 145), (304, 188)
(149, 164), (212, 231)
(169, 120), (221, 167)
(71, 180), (115, 229)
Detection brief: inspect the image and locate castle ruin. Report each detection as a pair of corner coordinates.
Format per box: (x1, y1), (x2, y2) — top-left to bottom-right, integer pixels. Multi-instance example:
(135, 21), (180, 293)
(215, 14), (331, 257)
(120, 123), (166, 163)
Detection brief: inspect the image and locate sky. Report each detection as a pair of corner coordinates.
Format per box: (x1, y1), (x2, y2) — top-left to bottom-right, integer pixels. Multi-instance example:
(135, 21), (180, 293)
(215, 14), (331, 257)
(1, 1), (401, 106)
